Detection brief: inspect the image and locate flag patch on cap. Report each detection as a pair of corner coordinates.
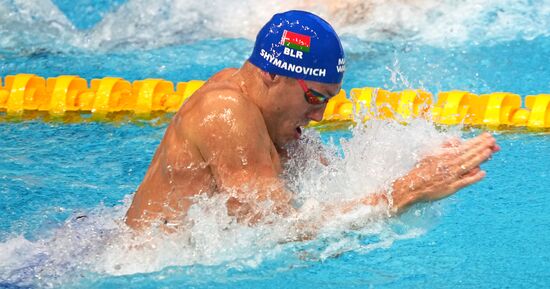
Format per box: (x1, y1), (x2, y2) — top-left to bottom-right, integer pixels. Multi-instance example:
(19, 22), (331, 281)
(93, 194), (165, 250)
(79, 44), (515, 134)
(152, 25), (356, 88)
(280, 30), (310, 53)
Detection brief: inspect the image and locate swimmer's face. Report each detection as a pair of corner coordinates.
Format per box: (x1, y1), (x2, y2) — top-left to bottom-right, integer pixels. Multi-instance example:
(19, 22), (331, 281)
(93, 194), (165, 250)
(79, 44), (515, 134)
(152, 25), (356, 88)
(262, 76), (341, 147)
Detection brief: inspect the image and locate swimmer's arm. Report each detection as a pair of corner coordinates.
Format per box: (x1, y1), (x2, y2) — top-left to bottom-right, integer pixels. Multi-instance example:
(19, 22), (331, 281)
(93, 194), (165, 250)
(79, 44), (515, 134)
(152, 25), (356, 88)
(311, 132), (500, 218)
(189, 92), (295, 221)
(288, 133), (500, 240)
(362, 132), (499, 214)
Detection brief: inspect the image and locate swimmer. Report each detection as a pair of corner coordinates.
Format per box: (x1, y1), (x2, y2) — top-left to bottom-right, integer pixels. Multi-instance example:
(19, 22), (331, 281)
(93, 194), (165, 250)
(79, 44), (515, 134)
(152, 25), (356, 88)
(125, 10), (499, 231)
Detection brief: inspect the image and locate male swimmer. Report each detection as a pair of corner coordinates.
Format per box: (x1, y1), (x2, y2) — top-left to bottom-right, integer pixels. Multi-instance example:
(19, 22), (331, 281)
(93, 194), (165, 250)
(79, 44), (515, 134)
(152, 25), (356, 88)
(125, 10), (499, 231)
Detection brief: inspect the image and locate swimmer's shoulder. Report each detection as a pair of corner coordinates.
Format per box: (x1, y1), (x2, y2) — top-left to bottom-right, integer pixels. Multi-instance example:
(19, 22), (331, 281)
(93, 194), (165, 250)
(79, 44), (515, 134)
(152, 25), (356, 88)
(209, 68), (239, 81)
(177, 86), (267, 152)
(178, 68), (243, 109)
(184, 83), (252, 115)
(176, 74), (261, 130)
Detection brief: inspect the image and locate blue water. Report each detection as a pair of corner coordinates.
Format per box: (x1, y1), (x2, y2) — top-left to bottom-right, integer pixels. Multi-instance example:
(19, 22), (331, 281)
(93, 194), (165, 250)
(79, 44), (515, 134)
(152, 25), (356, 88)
(1, 121), (549, 288)
(1, 0), (550, 288)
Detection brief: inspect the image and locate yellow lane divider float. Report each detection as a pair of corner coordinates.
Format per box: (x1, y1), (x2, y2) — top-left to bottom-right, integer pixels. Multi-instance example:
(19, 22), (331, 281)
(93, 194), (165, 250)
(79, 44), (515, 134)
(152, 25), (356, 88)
(0, 74), (549, 128)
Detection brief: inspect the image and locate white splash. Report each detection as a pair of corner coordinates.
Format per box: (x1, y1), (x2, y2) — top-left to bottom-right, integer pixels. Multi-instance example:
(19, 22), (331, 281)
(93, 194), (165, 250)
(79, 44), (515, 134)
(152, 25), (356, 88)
(1, 0), (549, 52)
(0, 118), (460, 287)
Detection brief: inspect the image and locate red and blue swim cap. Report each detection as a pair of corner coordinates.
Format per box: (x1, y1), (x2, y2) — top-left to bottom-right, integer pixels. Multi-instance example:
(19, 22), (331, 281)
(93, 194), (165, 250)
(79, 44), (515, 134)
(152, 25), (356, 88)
(248, 10), (345, 84)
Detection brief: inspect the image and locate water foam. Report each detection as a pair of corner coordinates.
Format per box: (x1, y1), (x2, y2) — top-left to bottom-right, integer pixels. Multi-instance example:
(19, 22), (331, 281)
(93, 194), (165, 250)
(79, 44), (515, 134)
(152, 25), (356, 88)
(1, 0), (549, 52)
(0, 118), (459, 287)
(0, 0), (76, 52)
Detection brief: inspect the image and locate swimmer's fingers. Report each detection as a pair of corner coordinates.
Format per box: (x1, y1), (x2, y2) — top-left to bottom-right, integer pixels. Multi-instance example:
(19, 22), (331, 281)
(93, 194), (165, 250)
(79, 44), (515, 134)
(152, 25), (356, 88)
(441, 137), (461, 148)
(454, 134), (497, 173)
(451, 148), (492, 177)
(460, 133), (495, 154)
(462, 166), (481, 178)
(452, 169), (486, 190)
(441, 133), (486, 158)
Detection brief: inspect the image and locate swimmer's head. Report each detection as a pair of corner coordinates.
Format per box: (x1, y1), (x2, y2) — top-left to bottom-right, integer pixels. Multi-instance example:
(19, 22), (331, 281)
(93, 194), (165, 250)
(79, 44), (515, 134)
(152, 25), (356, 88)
(248, 10), (345, 84)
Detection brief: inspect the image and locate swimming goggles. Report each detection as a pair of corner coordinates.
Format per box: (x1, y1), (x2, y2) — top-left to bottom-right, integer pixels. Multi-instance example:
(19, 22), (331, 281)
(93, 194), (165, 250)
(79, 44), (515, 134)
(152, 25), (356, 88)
(296, 79), (331, 105)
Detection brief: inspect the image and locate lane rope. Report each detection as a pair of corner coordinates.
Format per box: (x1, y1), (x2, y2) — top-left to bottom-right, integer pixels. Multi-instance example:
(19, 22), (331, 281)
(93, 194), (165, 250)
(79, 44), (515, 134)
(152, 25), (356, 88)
(1, 74), (548, 128)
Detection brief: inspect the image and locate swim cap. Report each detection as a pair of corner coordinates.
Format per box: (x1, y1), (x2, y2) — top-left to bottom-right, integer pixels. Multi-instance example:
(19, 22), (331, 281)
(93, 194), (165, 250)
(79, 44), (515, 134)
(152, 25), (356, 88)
(248, 10), (345, 84)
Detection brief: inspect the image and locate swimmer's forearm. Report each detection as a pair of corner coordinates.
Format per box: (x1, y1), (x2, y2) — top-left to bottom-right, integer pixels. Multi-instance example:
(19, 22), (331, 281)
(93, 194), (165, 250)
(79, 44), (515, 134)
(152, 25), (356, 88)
(288, 181), (419, 242)
(386, 175), (422, 214)
(358, 175), (421, 215)
(309, 179), (418, 220)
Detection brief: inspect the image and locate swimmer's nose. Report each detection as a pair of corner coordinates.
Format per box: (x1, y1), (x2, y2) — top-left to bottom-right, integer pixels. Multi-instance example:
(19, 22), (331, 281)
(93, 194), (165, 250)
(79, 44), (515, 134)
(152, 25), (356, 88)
(306, 105), (326, 122)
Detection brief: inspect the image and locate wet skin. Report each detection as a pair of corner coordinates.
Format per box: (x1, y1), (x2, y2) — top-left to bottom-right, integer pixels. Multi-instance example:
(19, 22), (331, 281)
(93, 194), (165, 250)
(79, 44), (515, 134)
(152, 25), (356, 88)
(125, 62), (339, 229)
(125, 61), (499, 230)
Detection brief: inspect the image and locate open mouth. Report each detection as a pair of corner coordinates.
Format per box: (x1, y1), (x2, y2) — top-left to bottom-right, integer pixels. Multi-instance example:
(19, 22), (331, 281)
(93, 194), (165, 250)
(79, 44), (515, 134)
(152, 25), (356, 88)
(294, 126), (302, 139)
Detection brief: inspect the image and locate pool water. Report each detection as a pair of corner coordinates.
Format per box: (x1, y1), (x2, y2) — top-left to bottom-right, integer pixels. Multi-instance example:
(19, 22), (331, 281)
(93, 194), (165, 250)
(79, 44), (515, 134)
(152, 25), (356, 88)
(1, 0), (550, 288)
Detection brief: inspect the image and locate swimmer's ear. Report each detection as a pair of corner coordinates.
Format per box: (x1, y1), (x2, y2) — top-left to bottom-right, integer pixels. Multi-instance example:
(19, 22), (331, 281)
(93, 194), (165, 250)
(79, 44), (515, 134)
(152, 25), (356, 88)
(260, 70), (282, 86)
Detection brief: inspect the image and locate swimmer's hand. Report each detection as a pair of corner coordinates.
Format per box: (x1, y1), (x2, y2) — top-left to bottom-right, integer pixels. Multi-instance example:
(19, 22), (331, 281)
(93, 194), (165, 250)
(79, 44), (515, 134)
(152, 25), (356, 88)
(389, 132), (499, 214)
